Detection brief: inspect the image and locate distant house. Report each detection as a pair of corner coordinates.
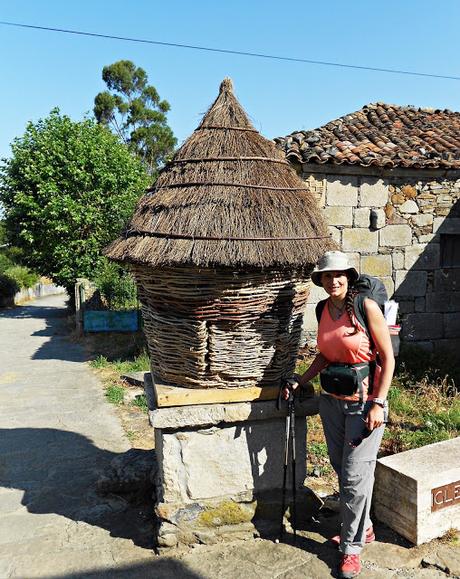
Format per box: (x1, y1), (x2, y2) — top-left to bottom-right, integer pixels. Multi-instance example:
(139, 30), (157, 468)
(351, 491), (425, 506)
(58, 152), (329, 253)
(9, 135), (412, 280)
(275, 103), (460, 352)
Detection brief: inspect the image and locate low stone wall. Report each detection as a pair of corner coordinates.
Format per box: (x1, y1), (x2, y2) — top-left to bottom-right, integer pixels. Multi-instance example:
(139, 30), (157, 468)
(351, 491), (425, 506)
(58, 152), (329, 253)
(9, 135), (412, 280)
(0, 281), (66, 307)
(300, 167), (460, 352)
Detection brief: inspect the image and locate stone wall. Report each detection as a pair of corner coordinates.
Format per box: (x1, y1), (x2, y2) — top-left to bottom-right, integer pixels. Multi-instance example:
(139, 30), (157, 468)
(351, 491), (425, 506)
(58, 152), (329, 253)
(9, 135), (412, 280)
(0, 281), (66, 307)
(300, 167), (460, 352)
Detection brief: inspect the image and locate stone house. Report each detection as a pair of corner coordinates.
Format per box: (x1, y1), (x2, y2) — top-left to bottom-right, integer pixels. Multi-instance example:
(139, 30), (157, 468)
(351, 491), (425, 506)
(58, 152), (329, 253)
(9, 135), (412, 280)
(275, 103), (460, 352)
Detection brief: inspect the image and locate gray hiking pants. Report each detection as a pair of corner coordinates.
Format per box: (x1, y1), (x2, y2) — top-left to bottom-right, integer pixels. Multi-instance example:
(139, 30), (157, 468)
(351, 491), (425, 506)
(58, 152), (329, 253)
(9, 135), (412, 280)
(319, 394), (387, 555)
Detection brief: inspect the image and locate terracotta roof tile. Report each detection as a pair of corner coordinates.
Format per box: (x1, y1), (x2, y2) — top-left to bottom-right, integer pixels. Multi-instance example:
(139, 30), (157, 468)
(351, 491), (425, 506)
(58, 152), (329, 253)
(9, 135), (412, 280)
(275, 103), (460, 169)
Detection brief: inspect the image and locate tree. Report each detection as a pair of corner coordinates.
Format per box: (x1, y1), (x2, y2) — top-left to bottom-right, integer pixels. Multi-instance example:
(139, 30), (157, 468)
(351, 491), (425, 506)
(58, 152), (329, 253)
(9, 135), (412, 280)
(0, 109), (149, 295)
(94, 60), (176, 175)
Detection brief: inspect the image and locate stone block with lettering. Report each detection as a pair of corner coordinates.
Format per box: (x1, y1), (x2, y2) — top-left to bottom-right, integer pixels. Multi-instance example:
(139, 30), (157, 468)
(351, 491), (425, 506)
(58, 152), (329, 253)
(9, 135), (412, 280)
(380, 225), (412, 247)
(374, 438), (460, 545)
(395, 271), (427, 297)
(326, 177), (358, 206)
(401, 313), (443, 341)
(404, 244), (440, 270)
(324, 206), (353, 226)
(361, 255), (392, 277)
(359, 178), (389, 207)
(342, 229), (378, 253)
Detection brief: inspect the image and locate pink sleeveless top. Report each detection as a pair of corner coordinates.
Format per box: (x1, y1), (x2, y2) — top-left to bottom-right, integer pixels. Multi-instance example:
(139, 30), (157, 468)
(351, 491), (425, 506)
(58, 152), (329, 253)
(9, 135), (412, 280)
(317, 300), (381, 401)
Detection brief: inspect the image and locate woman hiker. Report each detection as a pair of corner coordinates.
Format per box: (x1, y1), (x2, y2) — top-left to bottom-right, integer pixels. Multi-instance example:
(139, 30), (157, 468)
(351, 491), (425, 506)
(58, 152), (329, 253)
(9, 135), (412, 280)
(283, 251), (395, 579)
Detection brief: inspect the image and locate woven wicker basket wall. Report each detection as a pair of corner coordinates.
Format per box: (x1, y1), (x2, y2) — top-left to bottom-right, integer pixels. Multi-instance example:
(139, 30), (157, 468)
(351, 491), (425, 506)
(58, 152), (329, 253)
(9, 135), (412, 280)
(133, 265), (310, 389)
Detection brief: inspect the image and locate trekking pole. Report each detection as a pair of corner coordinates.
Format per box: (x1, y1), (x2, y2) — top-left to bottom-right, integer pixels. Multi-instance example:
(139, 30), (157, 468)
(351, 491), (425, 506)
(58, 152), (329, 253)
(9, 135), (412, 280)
(289, 393), (297, 544)
(279, 390), (291, 543)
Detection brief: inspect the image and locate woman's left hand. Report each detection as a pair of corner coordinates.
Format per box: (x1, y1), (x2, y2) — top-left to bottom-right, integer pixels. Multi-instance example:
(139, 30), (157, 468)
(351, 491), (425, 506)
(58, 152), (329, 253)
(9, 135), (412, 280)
(365, 404), (385, 431)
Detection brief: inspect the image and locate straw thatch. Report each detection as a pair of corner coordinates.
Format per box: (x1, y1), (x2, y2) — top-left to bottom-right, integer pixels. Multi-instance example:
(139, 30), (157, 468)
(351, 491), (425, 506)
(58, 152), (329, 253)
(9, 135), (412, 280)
(105, 78), (333, 270)
(104, 79), (334, 389)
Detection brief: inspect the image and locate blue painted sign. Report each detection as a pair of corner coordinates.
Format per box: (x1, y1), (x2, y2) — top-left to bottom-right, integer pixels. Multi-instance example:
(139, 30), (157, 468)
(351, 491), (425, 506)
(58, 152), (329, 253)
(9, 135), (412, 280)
(83, 310), (140, 332)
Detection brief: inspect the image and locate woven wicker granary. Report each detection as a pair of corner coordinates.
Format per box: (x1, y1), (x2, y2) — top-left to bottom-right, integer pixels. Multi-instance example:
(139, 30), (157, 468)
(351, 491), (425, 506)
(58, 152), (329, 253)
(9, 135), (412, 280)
(105, 79), (334, 389)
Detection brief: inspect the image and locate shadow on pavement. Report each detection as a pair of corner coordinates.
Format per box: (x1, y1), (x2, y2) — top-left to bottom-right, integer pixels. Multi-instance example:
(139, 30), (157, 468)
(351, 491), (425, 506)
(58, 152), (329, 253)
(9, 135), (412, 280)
(0, 302), (68, 320)
(47, 559), (205, 579)
(0, 298), (86, 363)
(0, 427), (155, 549)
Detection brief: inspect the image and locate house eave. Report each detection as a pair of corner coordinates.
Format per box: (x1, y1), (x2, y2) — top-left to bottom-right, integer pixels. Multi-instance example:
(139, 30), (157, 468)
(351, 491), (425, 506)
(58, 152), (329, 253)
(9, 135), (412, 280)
(300, 162), (460, 180)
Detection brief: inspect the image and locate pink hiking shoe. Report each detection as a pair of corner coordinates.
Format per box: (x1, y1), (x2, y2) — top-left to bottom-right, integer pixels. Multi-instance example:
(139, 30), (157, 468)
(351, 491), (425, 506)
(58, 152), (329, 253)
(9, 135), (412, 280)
(339, 554), (362, 578)
(331, 526), (375, 547)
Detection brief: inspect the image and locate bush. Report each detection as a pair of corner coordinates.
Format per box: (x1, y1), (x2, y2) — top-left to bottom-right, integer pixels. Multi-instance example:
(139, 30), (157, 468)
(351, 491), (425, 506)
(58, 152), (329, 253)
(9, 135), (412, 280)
(0, 273), (19, 297)
(93, 259), (138, 311)
(4, 265), (40, 289)
(0, 253), (13, 273)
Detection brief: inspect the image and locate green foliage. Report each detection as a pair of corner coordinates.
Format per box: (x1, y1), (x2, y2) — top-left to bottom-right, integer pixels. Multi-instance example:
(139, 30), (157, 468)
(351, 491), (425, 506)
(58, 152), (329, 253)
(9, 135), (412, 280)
(0, 273), (19, 297)
(89, 350), (150, 375)
(0, 221), (6, 245)
(0, 253), (13, 273)
(89, 354), (110, 369)
(131, 394), (148, 413)
(94, 60), (176, 174)
(93, 258), (138, 310)
(105, 383), (125, 405)
(381, 377), (460, 455)
(307, 441), (329, 458)
(0, 109), (149, 295)
(3, 265), (40, 289)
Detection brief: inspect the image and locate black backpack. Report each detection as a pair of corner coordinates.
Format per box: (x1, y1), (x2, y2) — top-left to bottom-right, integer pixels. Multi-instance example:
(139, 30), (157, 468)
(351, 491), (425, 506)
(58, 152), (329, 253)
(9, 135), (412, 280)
(315, 274), (389, 351)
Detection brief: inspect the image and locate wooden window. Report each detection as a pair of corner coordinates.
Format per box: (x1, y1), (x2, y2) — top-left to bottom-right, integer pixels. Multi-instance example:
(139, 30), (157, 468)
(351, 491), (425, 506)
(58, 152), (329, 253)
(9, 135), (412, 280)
(440, 234), (460, 268)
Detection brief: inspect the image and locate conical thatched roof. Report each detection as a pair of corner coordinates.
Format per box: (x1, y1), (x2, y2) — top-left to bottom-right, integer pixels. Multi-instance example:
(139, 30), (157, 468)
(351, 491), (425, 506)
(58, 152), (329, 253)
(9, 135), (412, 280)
(105, 78), (333, 270)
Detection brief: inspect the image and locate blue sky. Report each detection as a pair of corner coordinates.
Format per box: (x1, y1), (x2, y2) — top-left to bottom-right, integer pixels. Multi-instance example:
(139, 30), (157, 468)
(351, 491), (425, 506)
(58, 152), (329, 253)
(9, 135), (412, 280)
(1, 0), (460, 160)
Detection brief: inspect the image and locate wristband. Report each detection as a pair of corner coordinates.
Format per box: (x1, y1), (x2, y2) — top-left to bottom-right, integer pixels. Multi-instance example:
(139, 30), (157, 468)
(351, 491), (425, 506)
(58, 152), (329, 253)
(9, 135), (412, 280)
(372, 397), (386, 408)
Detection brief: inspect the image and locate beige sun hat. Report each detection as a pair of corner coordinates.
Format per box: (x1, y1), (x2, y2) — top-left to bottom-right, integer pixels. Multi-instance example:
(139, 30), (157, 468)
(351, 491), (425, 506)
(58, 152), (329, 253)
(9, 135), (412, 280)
(311, 251), (359, 287)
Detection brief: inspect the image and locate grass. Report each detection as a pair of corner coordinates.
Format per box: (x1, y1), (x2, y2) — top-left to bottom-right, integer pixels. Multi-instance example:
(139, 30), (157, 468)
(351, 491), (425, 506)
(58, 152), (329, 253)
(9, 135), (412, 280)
(105, 383), (125, 405)
(85, 331), (152, 446)
(380, 376), (460, 455)
(132, 394), (149, 413)
(439, 528), (460, 546)
(89, 350), (150, 374)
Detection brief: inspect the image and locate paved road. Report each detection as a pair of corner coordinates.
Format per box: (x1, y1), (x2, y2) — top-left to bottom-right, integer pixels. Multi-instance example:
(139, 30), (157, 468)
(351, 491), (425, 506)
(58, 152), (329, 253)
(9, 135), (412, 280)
(0, 295), (458, 578)
(0, 295), (156, 578)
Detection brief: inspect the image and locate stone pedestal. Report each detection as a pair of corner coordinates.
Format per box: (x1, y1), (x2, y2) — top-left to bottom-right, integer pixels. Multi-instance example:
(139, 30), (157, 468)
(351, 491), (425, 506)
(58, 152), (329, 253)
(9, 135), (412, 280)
(374, 437), (460, 545)
(145, 374), (320, 548)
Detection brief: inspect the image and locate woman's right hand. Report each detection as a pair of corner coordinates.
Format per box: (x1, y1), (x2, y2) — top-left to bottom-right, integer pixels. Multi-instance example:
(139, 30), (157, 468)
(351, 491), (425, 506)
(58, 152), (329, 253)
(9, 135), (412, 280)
(282, 377), (300, 400)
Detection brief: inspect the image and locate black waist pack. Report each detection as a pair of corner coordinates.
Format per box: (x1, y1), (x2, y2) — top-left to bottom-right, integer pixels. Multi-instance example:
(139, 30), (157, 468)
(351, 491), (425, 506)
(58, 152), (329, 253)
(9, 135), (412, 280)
(320, 363), (370, 397)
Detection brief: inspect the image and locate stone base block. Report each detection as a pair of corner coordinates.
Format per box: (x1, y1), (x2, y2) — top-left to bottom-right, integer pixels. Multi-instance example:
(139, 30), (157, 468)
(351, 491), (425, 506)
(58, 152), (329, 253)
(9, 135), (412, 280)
(374, 438), (460, 545)
(146, 375), (321, 547)
(156, 488), (322, 548)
